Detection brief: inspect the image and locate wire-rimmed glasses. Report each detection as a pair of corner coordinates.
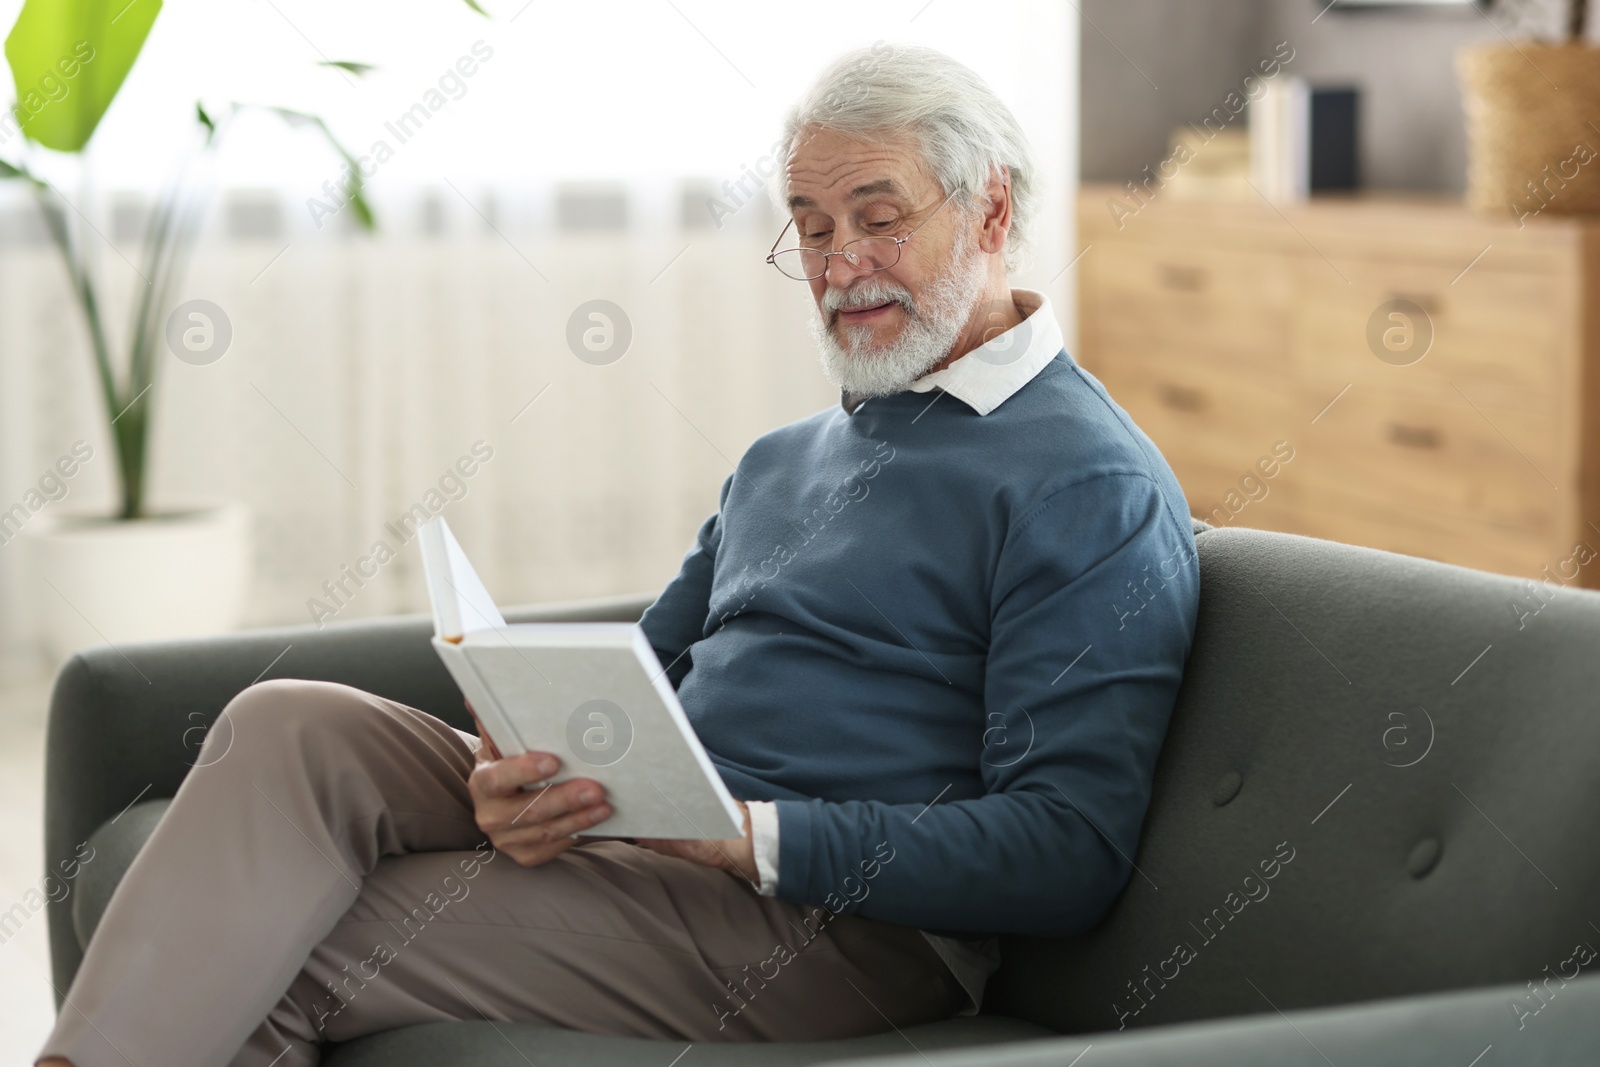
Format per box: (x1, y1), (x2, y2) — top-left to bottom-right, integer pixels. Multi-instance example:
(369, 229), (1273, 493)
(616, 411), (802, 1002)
(765, 189), (958, 281)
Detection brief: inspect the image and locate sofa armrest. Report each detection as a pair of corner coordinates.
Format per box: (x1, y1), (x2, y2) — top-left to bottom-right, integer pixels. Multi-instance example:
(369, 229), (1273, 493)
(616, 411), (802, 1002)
(44, 589), (656, 1005)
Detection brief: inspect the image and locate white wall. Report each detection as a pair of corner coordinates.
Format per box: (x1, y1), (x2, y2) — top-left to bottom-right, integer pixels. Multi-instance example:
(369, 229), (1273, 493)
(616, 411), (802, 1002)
(0, 1), (1079, 669)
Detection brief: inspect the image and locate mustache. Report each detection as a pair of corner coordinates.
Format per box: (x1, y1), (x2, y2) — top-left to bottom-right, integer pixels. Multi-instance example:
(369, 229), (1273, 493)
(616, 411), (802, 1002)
(823, 283), (914, 326)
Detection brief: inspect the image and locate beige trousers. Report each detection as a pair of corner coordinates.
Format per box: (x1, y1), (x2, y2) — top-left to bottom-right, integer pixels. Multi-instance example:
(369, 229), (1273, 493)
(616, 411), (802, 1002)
(37, 678), (963, 1067)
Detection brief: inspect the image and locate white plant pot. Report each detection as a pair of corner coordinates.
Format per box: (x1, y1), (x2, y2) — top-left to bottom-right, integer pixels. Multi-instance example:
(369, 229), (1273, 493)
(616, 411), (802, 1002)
(21, 498), (252, 662)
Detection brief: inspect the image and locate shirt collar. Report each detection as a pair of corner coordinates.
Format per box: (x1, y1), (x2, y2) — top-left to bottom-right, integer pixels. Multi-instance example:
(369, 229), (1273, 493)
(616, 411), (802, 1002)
(839, 288), (1063, 416)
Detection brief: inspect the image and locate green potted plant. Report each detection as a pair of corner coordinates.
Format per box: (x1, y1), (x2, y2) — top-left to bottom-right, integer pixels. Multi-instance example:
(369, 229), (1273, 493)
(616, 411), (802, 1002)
(0, 0), (390, 658)
(1459, 0), (1600, 220)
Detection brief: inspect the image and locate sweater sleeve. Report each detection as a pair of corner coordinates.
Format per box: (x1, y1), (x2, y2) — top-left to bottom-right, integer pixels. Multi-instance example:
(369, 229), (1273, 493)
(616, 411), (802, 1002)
(637, 472), (733, 691)
(771, 472), (1198, 936)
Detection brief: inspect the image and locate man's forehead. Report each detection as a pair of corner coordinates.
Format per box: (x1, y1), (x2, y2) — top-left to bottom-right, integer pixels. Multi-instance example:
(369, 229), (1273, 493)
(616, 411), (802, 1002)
(783, 134), (930, 210)
(785, 176), (906, 211)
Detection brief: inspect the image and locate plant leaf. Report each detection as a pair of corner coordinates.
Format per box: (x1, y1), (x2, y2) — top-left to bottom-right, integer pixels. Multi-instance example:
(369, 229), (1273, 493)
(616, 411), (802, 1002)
(317, 59), (375, 77)
(0, 155), (45, 187)
(195, 99), (214, 134)
(3, 0), (164, 152)
(460, 0), (489, 15)
(269, 106), (315, 129)
(328, 143), (375, 232)
(265, 106), (378, 232)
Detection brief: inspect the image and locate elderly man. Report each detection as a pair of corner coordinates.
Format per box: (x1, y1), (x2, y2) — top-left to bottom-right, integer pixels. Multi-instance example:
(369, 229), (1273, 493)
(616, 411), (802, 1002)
(37, 43), (1197, 1067)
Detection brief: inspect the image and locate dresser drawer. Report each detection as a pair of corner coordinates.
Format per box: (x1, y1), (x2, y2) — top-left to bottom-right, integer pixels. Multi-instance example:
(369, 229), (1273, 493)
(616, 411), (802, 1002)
(1082, 241), (1293, 374)
(1086, 351), (1306, 527)
(1291, 256), (1573, 408)
(1295, 383), (1568, 536)
(1089, 350), (1299, 462)
(1172, 454), (1309, 533)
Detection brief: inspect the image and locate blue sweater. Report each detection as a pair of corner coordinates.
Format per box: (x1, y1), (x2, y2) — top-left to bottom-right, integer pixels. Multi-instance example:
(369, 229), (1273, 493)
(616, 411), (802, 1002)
(638, 350), (1199, 937)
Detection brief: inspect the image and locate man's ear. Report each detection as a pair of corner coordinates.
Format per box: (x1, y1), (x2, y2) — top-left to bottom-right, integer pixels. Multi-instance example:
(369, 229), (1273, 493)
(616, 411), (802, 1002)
(976, 164), (1012, 256)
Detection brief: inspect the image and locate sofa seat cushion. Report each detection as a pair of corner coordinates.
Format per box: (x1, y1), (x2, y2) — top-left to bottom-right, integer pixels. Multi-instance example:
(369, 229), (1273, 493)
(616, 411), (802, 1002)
(74, 800), (1052, 1066)
(824, 970), (1600, 1067)
(324, 1015), (1052, 1067)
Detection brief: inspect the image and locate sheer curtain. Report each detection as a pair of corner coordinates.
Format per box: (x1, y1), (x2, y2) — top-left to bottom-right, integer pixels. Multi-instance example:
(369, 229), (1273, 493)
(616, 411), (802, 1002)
(0, 0), (1077, 669)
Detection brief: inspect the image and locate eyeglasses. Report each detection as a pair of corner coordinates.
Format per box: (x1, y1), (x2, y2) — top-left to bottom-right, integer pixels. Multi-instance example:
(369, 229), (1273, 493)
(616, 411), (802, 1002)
(766, 189), (959, 281)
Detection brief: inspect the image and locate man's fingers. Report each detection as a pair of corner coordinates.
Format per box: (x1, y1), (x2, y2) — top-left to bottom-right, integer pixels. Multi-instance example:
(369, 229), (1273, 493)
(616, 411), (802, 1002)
(468, 718), (499, 762)
(464, 700), (502, 761)
(474, 773), (606, 832)
(469, 751), (562, 800)
(467, 747), (612, 866)
(496, 801), (614, 854)
(507, 779), (607, 827)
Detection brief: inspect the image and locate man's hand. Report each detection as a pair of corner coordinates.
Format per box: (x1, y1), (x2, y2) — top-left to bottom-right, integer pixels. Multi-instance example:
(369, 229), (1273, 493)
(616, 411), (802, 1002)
(636, 800), (758, 887)
(467, 742), (612, 867)
(464, 698), (502, 761)
(464, 700), (752, 879)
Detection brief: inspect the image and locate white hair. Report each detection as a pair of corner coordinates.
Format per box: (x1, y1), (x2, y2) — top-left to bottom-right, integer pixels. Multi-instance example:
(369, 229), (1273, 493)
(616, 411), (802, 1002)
(770, 42), (1039, 274)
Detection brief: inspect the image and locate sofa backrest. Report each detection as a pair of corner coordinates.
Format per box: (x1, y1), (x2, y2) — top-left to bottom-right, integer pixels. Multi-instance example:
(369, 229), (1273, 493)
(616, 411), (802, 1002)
(985, 524), (1600, 1035)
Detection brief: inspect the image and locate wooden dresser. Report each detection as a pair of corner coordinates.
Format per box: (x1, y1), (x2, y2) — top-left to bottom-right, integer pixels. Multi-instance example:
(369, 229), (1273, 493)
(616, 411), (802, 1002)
(1076, 185), (1600, 589)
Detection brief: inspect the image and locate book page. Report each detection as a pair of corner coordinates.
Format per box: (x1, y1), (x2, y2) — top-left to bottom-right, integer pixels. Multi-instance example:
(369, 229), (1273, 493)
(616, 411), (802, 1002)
(420, 516), (506, 638)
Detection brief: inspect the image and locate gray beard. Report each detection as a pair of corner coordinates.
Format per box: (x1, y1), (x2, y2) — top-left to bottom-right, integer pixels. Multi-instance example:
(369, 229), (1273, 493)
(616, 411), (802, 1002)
(807, 227), (989, 399)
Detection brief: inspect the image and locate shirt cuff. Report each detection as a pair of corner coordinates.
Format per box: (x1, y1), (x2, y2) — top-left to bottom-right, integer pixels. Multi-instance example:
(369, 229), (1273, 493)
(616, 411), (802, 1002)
(747, 800), (780, 896)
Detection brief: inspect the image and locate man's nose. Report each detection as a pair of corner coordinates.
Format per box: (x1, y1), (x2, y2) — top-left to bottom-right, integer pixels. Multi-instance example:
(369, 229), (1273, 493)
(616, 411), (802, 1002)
(823, 248), (872, 288)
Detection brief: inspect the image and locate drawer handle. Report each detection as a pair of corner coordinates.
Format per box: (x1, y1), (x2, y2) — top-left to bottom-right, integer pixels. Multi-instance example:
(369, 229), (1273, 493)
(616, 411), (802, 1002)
(1158, 264), (1207, 292)
(1387, 422), (1442, 449)
(1389, 291), (1441, 317)
(1158, 383), (1207, 412)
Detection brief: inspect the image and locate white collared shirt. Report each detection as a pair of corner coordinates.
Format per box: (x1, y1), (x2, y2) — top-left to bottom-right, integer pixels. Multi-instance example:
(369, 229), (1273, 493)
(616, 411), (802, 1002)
(840, 287), (1065, 416)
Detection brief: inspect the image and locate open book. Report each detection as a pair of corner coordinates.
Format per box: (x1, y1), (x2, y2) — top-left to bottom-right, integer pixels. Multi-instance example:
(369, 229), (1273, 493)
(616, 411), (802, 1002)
(418, 515), (744, 840)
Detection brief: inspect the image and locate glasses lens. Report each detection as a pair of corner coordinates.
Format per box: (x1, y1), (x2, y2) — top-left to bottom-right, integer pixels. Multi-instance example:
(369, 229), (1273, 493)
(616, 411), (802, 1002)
(772, 248), (826, 280)
(843, 237), (901, 272)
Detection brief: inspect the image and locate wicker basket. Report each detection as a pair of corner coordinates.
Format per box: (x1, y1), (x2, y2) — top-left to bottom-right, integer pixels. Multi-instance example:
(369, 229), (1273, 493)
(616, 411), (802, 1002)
(1458, 42), (1600, 219)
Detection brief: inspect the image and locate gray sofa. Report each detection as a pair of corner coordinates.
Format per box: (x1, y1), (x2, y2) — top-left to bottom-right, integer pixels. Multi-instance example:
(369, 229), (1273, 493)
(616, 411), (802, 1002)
(44, 521), (1600, 1064)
